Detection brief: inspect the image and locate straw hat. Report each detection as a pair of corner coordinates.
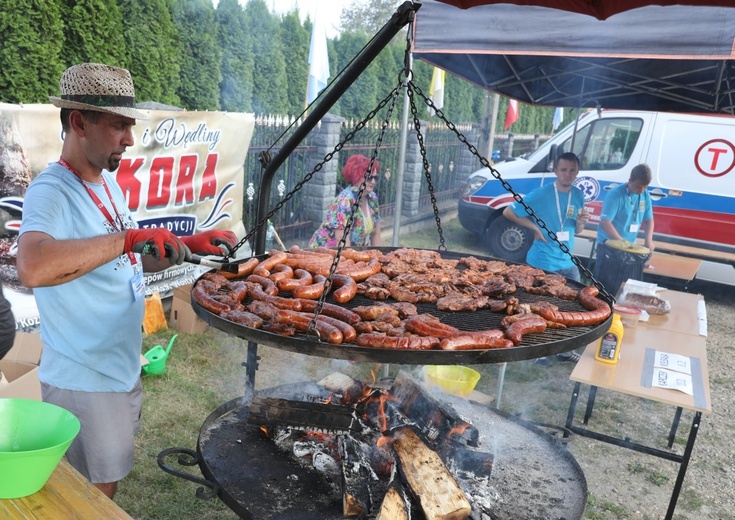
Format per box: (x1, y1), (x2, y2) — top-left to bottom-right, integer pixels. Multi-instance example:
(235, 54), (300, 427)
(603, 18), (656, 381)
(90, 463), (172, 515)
(49, 63), (149, 120)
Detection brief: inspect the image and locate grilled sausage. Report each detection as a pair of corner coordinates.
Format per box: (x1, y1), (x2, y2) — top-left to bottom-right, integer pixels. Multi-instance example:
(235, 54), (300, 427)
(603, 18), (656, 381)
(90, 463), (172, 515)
(329, 273), (358, 303)
(269, 263), (294, 283)
(259, 250), (288, 271)
(246, 274), (279, 296)
(297, 299), (362, 325)
(404, 316), (460, 339)
(224, 280), (249, 301)
(192, 284), (230, 314)
(247, 284), (302, 311)
(440, 334), (513, 350)
(292, 275), (326, 299)
(274, 309), (344, 344)
(218, 257), (259, 279)
(504, 315), (547, 345)
(337, 258), (382, 282)
(535, 286), (611, 326)
(276, 269), (314, 293)
(355, 333), (440, 350)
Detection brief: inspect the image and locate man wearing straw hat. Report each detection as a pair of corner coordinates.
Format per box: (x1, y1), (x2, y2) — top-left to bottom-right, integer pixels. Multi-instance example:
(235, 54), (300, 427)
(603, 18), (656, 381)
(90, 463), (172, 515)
(16, 63), (237, 499)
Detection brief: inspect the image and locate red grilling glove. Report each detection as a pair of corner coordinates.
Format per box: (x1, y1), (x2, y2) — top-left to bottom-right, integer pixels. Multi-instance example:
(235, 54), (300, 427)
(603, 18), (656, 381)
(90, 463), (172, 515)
(179, 230), (237, 256)
(124, 228), (189, 265)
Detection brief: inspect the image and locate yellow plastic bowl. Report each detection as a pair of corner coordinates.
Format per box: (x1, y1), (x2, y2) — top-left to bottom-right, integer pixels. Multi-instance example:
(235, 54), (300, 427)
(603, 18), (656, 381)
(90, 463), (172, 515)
(422, 365), (481, 397)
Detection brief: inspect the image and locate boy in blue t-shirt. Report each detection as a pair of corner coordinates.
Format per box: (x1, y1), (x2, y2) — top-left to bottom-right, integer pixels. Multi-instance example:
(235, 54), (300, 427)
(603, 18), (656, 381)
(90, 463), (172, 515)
(503, 152), (588, 282)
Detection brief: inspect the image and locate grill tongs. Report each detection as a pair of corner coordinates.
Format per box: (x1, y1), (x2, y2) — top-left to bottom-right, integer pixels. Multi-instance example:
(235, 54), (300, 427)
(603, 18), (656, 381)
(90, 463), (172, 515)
(247, 396), (368, 435)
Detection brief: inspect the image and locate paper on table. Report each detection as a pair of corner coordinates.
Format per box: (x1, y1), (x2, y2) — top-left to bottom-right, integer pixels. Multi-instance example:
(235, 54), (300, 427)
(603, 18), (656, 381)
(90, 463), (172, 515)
(652, 368), (693, 395)
(698, 300), (708, 336)
(654, 351), (691, 374)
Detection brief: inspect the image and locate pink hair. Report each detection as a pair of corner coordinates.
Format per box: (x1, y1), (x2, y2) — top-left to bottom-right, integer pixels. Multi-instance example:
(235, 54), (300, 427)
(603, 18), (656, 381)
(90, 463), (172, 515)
(342, 154), (380, 186)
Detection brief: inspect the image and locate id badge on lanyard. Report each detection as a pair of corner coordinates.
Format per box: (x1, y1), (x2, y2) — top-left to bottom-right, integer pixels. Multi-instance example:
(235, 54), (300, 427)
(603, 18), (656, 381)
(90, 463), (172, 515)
(131, 270), (145, 300)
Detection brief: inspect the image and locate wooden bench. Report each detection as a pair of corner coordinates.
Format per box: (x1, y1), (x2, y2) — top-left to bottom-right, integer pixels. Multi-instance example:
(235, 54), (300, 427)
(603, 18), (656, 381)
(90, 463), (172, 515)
(575, 229), (735, 265)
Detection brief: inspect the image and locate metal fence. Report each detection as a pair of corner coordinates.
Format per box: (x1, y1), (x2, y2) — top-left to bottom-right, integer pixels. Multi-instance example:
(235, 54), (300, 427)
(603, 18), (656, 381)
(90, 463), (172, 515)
(242, 115), (545, 241)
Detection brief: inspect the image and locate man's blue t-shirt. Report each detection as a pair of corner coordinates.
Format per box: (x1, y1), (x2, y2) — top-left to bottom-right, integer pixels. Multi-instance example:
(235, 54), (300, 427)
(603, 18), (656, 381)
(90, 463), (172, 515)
(19, 162), (144, 392)
(597, 182), (654, 243)
(508, 183), (585, 272)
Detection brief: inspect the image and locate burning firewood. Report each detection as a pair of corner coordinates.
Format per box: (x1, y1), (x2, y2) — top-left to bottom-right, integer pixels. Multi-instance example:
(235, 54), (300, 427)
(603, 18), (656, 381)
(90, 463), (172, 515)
(389, 372), (479, 448)
(338, 435), (376, 518)
(392, 427), (472, 520)
(375, 483), (410, 520)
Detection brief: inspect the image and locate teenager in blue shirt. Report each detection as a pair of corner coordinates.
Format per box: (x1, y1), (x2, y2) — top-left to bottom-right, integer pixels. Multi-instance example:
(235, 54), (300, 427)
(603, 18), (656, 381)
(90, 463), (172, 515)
(503, 152), (589, 282)
(596, 163), (655, 249)
(503, 152), (589, 365)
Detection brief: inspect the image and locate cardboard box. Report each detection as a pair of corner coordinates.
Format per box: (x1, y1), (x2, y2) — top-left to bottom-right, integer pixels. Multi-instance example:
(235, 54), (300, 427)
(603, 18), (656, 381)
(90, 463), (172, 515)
(168, 284), (208, 334)
(0, 332), (43, 400)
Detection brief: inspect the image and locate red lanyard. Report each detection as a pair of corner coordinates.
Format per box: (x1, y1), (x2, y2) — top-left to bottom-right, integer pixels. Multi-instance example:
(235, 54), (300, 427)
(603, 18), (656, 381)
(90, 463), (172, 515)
(58, 157), (137, 265)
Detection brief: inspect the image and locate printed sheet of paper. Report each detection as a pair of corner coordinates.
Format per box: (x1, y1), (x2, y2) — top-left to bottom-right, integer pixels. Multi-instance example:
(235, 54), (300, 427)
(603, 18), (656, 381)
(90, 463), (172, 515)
(652, 368), (694, 395)
(653, 351), (692, 375)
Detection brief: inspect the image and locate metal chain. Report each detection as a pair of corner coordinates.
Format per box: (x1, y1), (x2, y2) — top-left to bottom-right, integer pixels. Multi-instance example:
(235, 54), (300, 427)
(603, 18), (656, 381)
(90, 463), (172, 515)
(406, 82), (446, 251)
(410, 82), (615, 303)
(309, 76), (405, 337)
(226, 86), (401, 260)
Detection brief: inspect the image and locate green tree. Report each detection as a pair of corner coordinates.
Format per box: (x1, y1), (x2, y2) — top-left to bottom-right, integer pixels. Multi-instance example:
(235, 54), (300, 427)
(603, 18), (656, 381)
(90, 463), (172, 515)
(119, 0), (181, 106)
(62, 0), (128, 68)
(332, 32), (379, 121)
(280, 11), (310, 116)
(0, 0), (66, 103)
(245, 0), (288, 114)
(172, 0), (222, 110)
(216, 0), (253, 112)
(340, 0), (401, 35)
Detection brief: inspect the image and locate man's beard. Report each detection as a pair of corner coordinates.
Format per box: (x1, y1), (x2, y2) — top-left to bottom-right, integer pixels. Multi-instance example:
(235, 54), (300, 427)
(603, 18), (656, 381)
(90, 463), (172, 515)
(107, 157), (121, 172)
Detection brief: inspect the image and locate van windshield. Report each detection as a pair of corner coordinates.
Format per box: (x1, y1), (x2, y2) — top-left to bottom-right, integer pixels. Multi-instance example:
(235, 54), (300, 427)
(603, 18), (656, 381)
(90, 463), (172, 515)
(529, 117), (643, 172)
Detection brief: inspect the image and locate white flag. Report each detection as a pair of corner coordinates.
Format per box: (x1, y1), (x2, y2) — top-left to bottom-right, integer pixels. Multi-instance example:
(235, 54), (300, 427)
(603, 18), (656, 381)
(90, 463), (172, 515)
(552, 107), (564, 131)
(306, 13), (330, 105)
(428, 67), (445, 115)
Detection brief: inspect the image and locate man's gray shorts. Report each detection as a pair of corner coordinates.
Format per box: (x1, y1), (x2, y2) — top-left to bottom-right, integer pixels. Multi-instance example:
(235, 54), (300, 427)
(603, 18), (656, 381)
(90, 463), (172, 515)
(41, 378), (143, 484)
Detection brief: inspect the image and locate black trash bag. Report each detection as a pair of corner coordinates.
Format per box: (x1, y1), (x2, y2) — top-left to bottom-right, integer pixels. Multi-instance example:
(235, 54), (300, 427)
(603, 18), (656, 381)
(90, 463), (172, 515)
(593, 240), (651, 297)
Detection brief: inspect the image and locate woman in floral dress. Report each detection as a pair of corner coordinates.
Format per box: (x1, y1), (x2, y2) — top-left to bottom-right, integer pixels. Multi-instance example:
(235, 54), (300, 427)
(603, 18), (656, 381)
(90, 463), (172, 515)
(309, 154), (382, 248)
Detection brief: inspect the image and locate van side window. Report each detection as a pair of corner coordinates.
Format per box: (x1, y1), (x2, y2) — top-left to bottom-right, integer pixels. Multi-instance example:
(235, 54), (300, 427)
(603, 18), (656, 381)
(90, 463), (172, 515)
(536, 118), (643, 172)
(577, 118), (642, 170)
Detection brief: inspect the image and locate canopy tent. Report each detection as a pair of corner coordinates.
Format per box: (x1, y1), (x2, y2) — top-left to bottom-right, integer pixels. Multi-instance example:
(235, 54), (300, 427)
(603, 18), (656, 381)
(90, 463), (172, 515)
(412, 0), (735, 113)
(433, 0), (735, 20)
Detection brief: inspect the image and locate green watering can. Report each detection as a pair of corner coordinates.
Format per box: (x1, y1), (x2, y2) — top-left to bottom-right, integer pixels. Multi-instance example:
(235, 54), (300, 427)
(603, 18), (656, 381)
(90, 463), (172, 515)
(142, 334), (178, 376)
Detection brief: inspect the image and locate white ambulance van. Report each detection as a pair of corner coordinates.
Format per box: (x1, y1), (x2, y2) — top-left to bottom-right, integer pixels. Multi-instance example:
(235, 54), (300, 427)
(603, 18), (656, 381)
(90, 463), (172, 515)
(458, 109), (735, 285)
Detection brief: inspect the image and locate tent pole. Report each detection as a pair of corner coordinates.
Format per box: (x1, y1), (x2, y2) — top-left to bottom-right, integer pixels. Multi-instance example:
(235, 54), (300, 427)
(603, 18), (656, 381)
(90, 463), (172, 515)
(488, 93), (500, 159)
(392, 47), (413, 246)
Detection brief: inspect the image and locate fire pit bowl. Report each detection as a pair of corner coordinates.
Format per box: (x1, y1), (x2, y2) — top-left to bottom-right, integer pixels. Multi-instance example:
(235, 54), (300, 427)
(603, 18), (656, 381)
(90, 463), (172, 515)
(159, 378), (587, 519)
(422, 365), (481, 397)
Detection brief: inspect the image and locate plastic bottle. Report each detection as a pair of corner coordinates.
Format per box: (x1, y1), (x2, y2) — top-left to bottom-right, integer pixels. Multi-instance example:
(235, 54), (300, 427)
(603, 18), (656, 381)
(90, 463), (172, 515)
(266, 221), (275, 250)
(595, 314), (624, 364)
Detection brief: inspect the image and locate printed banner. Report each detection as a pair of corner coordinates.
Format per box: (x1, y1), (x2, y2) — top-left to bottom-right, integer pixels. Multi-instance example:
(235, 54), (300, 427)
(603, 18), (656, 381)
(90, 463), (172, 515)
(0, 103), (254, 331)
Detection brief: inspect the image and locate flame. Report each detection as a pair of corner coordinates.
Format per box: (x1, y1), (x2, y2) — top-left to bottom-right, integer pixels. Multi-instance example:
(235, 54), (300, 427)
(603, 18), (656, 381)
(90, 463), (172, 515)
(259, 426), (269, 438)
(448, 422), (470, 437)
(376, 434), (393, 448)
(378, 395), (388, 431)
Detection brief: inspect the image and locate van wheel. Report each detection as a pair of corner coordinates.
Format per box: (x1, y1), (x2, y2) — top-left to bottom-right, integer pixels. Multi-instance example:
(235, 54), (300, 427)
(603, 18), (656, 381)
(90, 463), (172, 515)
(484, 217), (532, 263)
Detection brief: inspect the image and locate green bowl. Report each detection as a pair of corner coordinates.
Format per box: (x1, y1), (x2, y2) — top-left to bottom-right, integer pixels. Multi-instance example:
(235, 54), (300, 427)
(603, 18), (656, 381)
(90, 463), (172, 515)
(0, 398), (81, 499)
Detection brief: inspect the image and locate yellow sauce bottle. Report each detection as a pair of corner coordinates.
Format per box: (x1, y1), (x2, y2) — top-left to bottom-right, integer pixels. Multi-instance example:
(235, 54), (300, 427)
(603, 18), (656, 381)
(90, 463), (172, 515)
(595, 314), (624, 364)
